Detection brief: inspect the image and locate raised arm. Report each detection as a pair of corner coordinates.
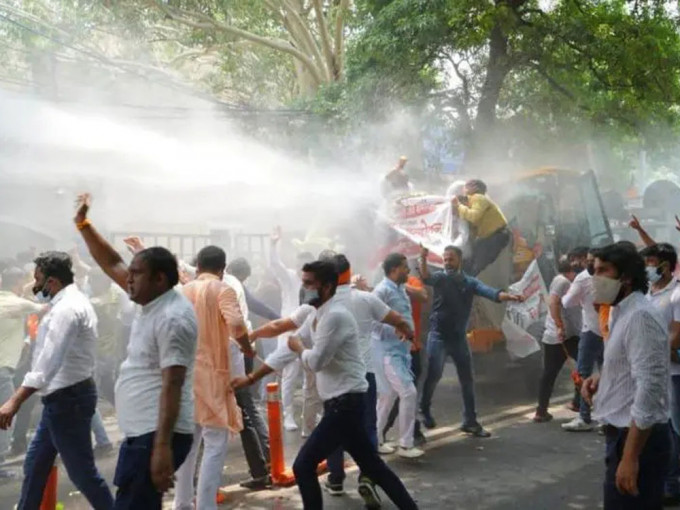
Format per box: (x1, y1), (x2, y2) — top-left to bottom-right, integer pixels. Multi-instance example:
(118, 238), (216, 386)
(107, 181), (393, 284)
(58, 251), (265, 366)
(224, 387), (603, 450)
(457, 195), (489, 226)
(419, 245), (431, 281)
(629, 215), (656, 247)
(74, 194), (129, 290)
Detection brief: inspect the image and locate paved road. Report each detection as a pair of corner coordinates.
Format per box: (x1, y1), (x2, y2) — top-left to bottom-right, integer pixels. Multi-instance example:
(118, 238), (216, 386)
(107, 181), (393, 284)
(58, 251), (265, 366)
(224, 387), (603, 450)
(0, 349), (606, 509)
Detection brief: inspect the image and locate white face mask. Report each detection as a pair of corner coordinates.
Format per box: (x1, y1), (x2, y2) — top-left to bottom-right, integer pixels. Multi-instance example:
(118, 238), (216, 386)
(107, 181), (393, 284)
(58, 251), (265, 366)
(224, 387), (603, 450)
(592, 275), (622, 305)
(646, 265), (662, 284)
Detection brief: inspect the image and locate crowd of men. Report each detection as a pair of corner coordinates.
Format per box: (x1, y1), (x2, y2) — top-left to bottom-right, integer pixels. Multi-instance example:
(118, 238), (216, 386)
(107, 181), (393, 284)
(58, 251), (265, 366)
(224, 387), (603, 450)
(0, 175), (677, 510)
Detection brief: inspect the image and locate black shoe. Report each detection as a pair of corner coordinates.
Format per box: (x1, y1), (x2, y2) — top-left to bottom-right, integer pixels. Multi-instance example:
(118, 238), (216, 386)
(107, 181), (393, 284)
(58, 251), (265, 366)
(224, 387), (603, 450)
(324, 477), (345, 496)
(358, 475), (382, 509)
(461, 423), (491, 438)
(240, 475), (273, 491)
(532, 411), (553, 423)
(421, 411), (436, 429)
(414, 430), (427, 447)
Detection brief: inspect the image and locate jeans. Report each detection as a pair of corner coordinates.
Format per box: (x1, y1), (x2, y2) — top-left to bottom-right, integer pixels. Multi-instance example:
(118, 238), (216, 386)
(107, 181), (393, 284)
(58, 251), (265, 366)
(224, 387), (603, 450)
(604, 423), (670, 510)
(421, 329), (477, 426)
(91, 408), (112, 448)
(327, 373), (378, 485)
(113, 431), (193, 510)
(18, 378), (113, 510)
(293, 393), (418, 510)
(0, 367), (15, 457)
(577, 330), (604, 423)
(665, 375), (680, 496)
(236, 386), (270, 479)
(536, 337), (580, 413)
(174, 425), (228, 510)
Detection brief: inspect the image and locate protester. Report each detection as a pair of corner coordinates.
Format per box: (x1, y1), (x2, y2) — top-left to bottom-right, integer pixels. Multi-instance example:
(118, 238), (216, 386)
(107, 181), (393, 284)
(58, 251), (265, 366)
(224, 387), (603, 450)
(419, 245), (523, 436)
(373, 253), (423, 458)
(562, 247), (604, 432)
(73, 194), (198, 508)
(172, 246), (252, 510)
(452, 179), (510, 276)
(0, 252), (114, 509)
(270, 226), (315, 432)
(381, 156), (412, 198)
(534, 258), (582, 423)
(582, 241), (669, 509)
(288, 260), (418, 509)
(638, 243), (680, 504)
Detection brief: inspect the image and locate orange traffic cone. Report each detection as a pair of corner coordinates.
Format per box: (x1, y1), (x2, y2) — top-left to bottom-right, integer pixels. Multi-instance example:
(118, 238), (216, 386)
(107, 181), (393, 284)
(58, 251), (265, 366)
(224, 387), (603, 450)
(40, 465), (57, 510)
(267, 382), (296, 486)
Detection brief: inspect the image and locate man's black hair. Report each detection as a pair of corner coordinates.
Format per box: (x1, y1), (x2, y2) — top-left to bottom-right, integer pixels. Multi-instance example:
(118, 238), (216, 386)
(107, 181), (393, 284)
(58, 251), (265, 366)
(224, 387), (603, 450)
(444, 245), (463, 259)
(465, 179), (487, 194)
(302, 260), (338, 287)
(136, 247), (179, 288)
(568, 246), (589, 260)
(196, 245), (227, 273)
(595, 241), (648, 293)
(227, 257), (252, 281)
(383, 253), (407, 276)
(331, 254), (351, 274)
(640, 243), (678, 272)
(34, 251), (74, 286)
(1, 267), (25, 290)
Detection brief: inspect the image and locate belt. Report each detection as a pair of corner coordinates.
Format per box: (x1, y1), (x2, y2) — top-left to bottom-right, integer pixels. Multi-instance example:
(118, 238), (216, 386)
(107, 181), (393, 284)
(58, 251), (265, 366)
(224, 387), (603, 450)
(42, 377), (95, 404)
(325, 392), (364, 408)
(603, 422), (666, 438)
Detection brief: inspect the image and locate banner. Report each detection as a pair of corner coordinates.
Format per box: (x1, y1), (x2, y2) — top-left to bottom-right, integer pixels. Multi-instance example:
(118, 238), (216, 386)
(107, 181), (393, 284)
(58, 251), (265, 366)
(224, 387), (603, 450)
(503, 259), (548, 358)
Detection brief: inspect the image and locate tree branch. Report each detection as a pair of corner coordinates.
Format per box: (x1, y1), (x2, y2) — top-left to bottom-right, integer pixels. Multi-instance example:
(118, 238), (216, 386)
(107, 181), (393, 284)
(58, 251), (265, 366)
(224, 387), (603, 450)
(312, 0), (337, 79)
(278, 0), (329, 80)
(333, 0), (349, 79)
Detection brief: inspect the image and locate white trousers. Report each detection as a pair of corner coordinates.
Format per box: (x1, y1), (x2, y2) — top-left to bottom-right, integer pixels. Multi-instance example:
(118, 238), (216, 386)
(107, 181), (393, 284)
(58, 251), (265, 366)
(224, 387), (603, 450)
(376, 357), (417, 449)
(281, 358), (302, 419)
(173, 425), (229, 510)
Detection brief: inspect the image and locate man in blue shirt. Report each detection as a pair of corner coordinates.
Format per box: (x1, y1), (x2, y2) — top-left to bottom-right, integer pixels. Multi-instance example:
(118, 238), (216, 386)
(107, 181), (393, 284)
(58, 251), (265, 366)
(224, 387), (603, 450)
(419, 245), (523, 437)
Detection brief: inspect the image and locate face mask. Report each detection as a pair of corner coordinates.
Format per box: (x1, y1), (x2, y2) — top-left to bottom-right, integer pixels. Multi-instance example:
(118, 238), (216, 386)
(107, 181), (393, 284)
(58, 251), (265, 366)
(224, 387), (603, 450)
(301, 287), (321, 307)
(646, 265), (662, 284)
(592, 275), (622, 305)
(33, 283), (51, 303)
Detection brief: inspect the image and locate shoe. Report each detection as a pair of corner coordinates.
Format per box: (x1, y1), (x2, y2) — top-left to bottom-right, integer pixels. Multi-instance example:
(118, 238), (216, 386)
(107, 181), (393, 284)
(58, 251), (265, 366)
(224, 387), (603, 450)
(414, 430), (427, 447)
(358, 475), (382, 509)
(378, 443), (395, 455)
(324, 477), (345, 496)
(284, 415), (299, 431)
(532, 411), (553, 423)
(561, 417), (594, 432)
(397, 446), (425, 459)
(240, 475), (272, 491)
(421, 411), (437, 429)
(461, 423), (492, 438)
(93, 443), (115, 458)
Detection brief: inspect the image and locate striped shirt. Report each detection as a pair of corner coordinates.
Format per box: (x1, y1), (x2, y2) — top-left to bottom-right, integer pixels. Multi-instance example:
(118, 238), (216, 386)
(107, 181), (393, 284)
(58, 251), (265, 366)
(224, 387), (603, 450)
(594, 291), (669, 429)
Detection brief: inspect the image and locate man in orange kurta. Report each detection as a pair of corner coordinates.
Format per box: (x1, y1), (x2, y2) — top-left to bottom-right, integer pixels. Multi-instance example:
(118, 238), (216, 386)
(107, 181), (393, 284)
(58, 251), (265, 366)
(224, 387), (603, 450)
(173, 246), (254, 510)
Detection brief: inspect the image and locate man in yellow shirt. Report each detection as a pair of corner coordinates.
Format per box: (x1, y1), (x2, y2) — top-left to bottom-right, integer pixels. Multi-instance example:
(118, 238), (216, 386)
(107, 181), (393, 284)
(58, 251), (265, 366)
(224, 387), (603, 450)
(452, 179), (511, 276)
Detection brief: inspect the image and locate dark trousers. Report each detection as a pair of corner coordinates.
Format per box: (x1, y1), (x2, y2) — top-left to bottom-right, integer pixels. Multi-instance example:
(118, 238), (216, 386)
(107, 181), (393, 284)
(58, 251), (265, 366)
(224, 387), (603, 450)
(327, 373), (378, 484)
(537, 336), (580, 413)
(467, 227), (511, 277)
(604, 423), (670, 510)
(236, 386), (270, 479)
(578, 330), (604, 423)
(113, 431), (193, 509)
(293, 392), (418, 510)
(421, 329), (478, 426)
(385, 351), (422, 439)
(18, 378), (113, 510)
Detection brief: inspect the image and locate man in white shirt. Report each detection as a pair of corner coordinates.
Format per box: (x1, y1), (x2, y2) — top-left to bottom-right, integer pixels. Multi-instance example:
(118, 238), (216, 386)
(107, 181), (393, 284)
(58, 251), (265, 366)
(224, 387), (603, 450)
(562, 247), (604, 432)
(582, 242), (670, 509)
(287, 260), (418, 509)
(534, 258), (582, 423)
(0, 267), (43, 468)
(72, 194), (198, 509)
(269, 226), (315, 432)
(639, 243), (680, 503)
(0, 252), (114, 509)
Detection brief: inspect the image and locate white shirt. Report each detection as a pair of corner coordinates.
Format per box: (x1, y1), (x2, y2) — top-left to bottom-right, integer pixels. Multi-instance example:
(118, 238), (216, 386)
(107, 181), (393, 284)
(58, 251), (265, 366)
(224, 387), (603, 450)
(264, 305), (316, 372)
(0, 291), (42, 369)
(646, 278), (680, 376)
(542, 275), (582, 345)
(562, 269), (601, 336)
(223, 274), (250, 378)
(23, 285), (97, 396)
(299, 296), (368, 401)
(335, 285), (390, 372)
(115, 289), (198, 438)
(594, 292), (669, 429)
